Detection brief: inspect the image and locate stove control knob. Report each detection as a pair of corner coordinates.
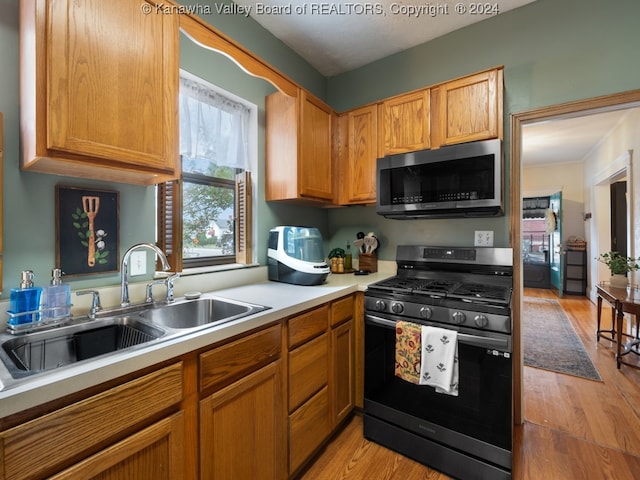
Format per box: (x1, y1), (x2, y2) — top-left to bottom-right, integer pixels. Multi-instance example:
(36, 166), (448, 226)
(419, 306), (432, 319)
(474, 314), (489, 328)
(374, 300), (386, 312)
(452, 311), (466, 324)
(391, 302), (404, 314)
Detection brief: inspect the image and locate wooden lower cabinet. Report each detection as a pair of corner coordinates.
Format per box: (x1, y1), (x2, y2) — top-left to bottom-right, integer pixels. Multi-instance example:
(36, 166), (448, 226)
(0, 363), (184, 480)
(49, 413), (185, 480)
(200, 360), (284, 480)
(0, 296), (356, 480)
(286, 295), (356, 476)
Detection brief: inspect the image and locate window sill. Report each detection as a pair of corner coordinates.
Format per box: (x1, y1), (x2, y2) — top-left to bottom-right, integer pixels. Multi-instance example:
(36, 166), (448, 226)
(156, 263), (261, 278)
(153, 263), (267, 297)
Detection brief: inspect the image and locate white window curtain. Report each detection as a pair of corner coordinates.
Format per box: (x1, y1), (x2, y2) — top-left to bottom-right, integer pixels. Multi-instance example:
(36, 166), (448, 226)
(179, 74), (250, 171)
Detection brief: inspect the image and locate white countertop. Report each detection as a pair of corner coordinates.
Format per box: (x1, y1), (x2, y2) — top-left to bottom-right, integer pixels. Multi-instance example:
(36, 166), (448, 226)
(0, 270), (392, 419)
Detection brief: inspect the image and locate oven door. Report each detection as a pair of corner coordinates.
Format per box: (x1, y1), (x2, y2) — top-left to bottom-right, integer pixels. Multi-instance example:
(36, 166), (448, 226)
(364, 313), (512, 479)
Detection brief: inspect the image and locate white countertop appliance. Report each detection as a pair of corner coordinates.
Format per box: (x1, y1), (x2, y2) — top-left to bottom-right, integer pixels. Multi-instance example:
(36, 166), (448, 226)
(267, 226), (330, 286)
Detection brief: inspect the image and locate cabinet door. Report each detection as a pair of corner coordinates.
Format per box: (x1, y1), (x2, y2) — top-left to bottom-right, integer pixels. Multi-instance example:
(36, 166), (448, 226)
(331, 319), (354, 427)
(299, 92), (335, 201)
(339, 105), (378, 204)
(431, 69), (502, 147)
(31, 0), (179, 182)
(200, 361), (284, 480)
(265, 90), (335, 204)
(49, 413), (184, 480)
(380, 89), (430, 156)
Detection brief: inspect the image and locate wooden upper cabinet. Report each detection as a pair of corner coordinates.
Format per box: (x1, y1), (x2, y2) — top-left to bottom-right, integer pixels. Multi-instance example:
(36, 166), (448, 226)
(266, 89), (335, 204)
(338, 104), (378, 205)
(20, 0), (180, 185)
(431, 68), (503, 147)
(379, 89), (430, 156)
(300, 92), (335, 200)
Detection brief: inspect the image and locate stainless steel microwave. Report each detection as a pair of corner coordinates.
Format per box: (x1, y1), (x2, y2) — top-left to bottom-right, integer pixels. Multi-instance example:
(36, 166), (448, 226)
(376, 139), (503, 219)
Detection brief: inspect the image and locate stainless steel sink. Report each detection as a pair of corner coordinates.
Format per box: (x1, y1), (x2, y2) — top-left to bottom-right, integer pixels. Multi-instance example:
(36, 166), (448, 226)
(0, 293), (270, 389)
(138, 296), (269, 329)
(0, 317), (165, 379)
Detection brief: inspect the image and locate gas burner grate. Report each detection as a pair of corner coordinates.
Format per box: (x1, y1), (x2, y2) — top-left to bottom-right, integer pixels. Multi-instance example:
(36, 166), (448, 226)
(449, 283), (512, 304)
(368, 278), (416, 293)
(411, 279), (460, 297)
(368, 278), (460, 297)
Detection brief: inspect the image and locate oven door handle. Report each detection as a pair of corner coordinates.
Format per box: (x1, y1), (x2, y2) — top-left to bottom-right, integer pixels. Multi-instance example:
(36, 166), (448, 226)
(365, 314), (511, 351)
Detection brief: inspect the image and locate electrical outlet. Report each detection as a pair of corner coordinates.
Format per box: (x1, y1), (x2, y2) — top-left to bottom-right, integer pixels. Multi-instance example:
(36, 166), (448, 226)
(474, 230), (494, 247)
(130, 251), (147, 276)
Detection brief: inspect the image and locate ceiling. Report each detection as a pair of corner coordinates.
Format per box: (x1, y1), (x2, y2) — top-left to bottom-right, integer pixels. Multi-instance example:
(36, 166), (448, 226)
(522, 108), (636, 166)
(232, 0), (635, 167)
(234, 0), (537, 77)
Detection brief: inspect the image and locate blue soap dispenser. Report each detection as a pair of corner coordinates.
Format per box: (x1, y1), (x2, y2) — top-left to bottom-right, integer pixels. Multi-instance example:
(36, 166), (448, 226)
(8, 270), (43, 325)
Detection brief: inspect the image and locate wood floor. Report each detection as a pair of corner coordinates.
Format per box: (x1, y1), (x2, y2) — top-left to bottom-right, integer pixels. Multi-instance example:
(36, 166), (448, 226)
(300, 288), (640, 479)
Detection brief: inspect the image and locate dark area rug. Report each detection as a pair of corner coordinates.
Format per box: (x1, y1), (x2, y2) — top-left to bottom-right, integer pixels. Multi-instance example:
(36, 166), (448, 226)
(523, 297), (602, 382)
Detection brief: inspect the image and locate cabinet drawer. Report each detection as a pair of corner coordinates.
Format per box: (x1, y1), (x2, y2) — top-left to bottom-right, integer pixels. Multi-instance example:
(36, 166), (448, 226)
(289, 333), (328, 412)
(289, 386), (331, 475)
(0, 362), (183, 480)
(331, 295), (354, 327)
(200, 324), (281, 392)
(288, 306), (328, 349)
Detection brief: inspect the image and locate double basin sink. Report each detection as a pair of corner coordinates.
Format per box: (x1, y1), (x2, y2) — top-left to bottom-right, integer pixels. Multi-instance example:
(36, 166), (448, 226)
(0, 295), (270, 387)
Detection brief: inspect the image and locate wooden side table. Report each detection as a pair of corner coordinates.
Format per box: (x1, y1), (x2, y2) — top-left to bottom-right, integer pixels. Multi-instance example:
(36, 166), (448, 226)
(596, 283), (640, 369)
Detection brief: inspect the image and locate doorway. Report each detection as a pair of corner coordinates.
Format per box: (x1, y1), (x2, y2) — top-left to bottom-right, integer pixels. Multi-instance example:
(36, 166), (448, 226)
(510, 89), (640, 424)
(611, 181), (628, 256)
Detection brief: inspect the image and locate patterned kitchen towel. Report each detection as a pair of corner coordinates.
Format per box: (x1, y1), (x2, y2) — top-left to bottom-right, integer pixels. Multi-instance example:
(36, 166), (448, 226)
(420, 326), (459, 396)
(394, 320), (422, 384)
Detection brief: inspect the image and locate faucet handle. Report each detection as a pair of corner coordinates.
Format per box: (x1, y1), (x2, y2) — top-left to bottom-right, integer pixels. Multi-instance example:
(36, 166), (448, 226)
(145, 279), (165, 303)
(164, 272), (180, 303)
(76, 290), (102, 319)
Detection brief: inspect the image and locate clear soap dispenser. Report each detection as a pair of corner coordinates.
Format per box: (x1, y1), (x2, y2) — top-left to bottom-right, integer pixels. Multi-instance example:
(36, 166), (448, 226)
(8, 270), (43, 325)
(42, 268), (71, 321)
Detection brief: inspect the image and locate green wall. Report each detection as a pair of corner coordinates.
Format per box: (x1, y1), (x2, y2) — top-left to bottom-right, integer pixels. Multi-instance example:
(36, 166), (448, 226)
(325, 0), (640, 261)
(1, 0), (639, 296)
(0, 0), (158, 295)
(0, 0), (328, 297)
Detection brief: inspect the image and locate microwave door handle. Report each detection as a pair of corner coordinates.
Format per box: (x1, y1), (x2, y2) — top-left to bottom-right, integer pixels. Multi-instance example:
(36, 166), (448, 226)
(365, 314), (510, 351)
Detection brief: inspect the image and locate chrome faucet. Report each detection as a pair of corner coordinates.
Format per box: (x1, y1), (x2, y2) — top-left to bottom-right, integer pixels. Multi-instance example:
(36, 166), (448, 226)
(121, 243), (170, 307)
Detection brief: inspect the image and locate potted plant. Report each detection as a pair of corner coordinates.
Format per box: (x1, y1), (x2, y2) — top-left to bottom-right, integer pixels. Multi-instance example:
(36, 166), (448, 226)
(598, 251), (640, 287)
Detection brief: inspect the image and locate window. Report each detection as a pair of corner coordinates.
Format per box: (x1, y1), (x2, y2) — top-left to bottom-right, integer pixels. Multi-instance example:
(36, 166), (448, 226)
(522, 196), (550, 265)
(157, 72), (254, 271)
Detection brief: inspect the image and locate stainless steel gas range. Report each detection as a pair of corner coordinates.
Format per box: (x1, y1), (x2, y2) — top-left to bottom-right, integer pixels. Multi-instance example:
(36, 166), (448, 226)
(363, 245), (513, 480)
